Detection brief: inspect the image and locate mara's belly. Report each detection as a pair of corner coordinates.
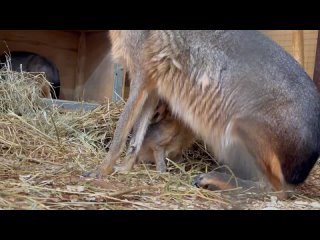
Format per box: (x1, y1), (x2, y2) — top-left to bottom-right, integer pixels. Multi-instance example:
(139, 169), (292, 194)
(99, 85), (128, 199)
(157, 85), (230, 161)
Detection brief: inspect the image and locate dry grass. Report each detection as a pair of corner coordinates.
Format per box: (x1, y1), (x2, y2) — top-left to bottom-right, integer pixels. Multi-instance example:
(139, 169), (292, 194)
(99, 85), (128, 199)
(0, 61), (320, 210)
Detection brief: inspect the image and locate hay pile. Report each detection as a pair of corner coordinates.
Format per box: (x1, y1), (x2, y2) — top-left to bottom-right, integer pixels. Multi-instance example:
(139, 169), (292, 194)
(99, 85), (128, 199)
(0, 63), (320, 210)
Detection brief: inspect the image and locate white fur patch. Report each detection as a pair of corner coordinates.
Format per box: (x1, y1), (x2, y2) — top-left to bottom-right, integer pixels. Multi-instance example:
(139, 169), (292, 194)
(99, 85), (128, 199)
(152, 53), (167, 62)
(223, 121), (234, 149)
(197, 73), (210, 92)
(172, 58), (182, 70)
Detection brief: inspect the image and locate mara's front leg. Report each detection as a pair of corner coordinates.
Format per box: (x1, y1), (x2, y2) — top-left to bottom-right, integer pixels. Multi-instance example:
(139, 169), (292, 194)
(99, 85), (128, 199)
(84, 73), (155, 178)
(114, 92), (159, 173)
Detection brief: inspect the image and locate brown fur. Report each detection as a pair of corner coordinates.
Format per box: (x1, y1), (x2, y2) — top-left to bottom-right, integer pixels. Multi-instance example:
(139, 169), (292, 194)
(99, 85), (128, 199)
(136, 100), (195, 172)
(35, 76), (52, 98)
(85, 31), (320, 198)
(112, 99), (195, 173)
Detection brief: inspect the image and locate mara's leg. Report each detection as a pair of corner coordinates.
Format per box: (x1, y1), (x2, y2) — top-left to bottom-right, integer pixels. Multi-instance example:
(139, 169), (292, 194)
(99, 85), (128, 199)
(84, 73), (155, 177)
(194, 119), (286, 197)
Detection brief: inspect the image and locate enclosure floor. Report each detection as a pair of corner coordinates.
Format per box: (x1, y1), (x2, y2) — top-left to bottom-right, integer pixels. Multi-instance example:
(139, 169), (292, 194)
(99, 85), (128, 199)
(1, 157), (319, 210)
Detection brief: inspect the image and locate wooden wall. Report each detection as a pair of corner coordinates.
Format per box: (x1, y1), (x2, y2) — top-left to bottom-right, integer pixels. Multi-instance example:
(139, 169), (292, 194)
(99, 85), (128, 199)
(79, 31), (114, 103)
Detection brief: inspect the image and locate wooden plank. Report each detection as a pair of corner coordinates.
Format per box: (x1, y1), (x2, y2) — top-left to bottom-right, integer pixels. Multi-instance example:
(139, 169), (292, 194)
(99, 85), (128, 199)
(0, 30), (79, 51)
(112, 64), (125, 102)
(74, 31), (87, 100)
(314, 30), (320, 91)
(292, 30), (305, 67)
(122, 68), (127, 100)
(124, 72), (130, 100)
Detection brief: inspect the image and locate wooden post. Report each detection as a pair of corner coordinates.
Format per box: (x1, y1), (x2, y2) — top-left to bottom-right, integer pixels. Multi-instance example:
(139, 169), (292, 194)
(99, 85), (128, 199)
(74, 31), (86, 100)
(314, 30), (320, 91)
(292, 30), (305, 67)
(112, 64), (125, 102)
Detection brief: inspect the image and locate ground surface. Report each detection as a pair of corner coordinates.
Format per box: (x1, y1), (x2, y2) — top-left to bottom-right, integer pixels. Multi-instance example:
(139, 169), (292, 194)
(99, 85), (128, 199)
(1, 146), (319, 210)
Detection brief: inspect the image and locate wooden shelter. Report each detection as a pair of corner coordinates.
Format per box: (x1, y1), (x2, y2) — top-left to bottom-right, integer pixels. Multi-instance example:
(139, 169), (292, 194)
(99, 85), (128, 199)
(0, 30), (124, 103)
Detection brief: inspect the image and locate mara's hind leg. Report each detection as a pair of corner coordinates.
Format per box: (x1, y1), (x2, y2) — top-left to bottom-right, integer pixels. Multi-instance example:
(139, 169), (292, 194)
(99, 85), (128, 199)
(194, 119), (287, 197)
(193, 170), (262, 192)
(153, 147), (167, 173)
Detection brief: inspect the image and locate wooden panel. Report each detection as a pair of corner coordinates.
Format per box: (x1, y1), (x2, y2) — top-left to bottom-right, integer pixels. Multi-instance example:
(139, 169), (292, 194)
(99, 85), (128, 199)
(81, 31), (114, 103)
(314, 31), (320, 90)
(0, 30), (79, 51)
(123, 72), (130, 100)
(74, 31), (87, 100)
(0, 30), (79, 100)
(292, 30), (305, 67)
(304, 30), (319, 79)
